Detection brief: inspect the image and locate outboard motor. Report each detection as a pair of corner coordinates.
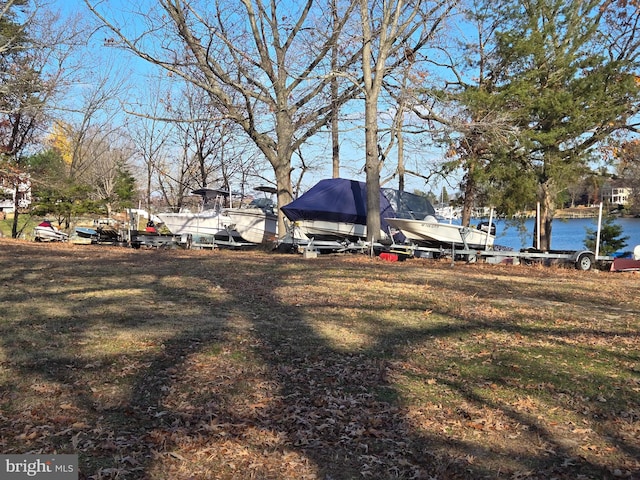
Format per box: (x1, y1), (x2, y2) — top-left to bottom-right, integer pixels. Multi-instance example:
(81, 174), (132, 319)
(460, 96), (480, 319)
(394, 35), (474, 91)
(477, 221), (496, 235)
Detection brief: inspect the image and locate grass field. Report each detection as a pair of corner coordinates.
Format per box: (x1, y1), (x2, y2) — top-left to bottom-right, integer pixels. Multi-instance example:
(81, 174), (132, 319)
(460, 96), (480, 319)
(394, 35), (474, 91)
(0, 238), (639, 479)
(0, 214), (40, 239)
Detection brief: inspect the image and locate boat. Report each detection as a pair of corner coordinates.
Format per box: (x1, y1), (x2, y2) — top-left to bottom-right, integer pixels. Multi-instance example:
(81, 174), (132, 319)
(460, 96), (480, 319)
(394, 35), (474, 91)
(69, 226), (99, 244)
(223, 186), (279, 244)
(386, 215), (495, 249)
(75, 227), (98, 239)
(157, 188), (243, 241)
(610, 245), (640, 271)
(34, 221), (68, 242)
(280, 178), (435, 243)
(71, 226), (123, 245)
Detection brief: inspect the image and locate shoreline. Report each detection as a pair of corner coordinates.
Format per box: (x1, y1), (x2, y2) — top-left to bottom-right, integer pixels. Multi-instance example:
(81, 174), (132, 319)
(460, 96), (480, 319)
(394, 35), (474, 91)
(493, 207), (638, 220)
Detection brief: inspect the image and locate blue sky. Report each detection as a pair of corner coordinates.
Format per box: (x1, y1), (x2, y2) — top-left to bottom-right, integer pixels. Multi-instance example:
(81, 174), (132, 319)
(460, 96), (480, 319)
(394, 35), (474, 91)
(47, 0), (450, 198)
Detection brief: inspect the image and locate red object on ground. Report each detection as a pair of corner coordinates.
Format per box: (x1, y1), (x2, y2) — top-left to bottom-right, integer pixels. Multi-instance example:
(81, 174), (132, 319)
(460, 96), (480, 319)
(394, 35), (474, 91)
(610, 258), (640, 272)
(379, 252), (398, 262)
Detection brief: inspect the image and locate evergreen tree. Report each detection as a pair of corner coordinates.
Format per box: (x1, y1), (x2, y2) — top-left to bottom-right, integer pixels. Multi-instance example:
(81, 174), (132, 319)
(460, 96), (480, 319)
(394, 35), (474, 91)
(0, 0), (29, 54)
(113, 164), (136, 210)
(585, 216), (629, 256)
(26, 149), (97, 226)
(440, 186), (449, 205)
(486, 0), (640, 249)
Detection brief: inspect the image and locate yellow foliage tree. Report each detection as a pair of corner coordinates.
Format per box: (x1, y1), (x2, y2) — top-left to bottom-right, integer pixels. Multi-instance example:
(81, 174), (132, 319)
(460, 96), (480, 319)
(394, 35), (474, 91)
(47, 121), (74, 166)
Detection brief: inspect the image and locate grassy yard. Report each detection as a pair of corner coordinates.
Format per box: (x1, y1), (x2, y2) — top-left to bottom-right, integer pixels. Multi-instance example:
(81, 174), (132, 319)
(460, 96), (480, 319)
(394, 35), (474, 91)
(0, 238), (638, 479)
(0, 214), (41, 239)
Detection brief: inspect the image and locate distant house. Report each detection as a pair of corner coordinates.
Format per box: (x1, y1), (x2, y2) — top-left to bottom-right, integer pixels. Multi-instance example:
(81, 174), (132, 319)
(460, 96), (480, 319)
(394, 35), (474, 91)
(610, 186), (631, 205)
(0, 175), (32, 215)
(603, 182), (632, 206)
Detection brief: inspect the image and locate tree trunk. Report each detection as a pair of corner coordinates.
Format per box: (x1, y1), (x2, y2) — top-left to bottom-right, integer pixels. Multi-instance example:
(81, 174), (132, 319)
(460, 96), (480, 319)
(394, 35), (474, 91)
(11, 184), (19, 239)
(331, 102), (340, 178)
(331, 0), (340, 179)
(397, 127), (405, 193)
(146, 163), (152, 218)
(537, 180), (554, 250)
(359, 0), (384, 244)
(270, 109), (297, 238)
(364, 97), (382, 242)
(460, 162), (476, 227)
(274, 163), (293, 238)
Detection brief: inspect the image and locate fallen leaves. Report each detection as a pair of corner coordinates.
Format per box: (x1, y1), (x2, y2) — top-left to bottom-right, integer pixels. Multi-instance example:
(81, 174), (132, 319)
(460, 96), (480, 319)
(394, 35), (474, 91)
(1, 241), (640, 479)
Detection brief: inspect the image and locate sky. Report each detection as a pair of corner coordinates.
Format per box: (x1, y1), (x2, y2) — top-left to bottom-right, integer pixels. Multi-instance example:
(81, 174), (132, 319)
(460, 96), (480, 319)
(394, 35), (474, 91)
(47, 0), (452, 199)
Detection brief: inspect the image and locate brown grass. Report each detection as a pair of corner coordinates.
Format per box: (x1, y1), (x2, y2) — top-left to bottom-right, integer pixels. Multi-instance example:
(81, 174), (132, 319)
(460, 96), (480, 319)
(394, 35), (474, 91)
(0, 238), (639, 479)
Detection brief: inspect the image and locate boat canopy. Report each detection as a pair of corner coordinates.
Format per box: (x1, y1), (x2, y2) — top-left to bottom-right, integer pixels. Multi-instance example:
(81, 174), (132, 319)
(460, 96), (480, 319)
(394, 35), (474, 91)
(381, 188), (435, 220)
(281, 178), (416, 236)
(191, 188), (230, 198)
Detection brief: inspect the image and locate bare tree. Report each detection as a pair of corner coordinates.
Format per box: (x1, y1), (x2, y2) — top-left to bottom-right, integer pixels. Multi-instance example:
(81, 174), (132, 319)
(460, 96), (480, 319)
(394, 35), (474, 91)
(168, 82), (255, 204)
(378, 45), (424, 193)
(40, 32), (140, 227)
(82, 129), (136, 218)
(48, 51), (132, 199)
(357, 0), (455, 242)
(127, 78), (173, 215)
(132, 79), (263, 213)
(0, 1), (86, 237)
(85, 0), (364, 235)
(154, 127), (195, 213)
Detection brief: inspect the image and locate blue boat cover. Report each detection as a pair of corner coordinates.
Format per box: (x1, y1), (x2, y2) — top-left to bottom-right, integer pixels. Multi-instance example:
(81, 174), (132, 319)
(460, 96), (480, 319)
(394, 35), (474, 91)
(281, 178), (435, 236)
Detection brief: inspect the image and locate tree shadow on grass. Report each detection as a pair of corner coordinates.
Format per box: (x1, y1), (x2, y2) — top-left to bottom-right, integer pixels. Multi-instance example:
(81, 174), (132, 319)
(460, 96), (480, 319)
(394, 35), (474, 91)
(0, 242), (638, 479)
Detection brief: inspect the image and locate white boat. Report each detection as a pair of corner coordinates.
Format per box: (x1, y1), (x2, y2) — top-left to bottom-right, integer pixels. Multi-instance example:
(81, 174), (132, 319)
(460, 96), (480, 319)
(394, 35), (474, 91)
(158, 209), (235, 237)
(386, 215), (495, 249)
(34, 221), (68, 242)
(290, 219), (385, 242)
(224, 187), (278, 244)
(157, 188), (242, 241)
(281, 179), (433, 244)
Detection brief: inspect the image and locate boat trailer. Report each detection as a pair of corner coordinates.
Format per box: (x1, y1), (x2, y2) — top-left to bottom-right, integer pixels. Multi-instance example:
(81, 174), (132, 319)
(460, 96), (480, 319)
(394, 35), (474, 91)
(380, 202), (620, 271)
(388, 243), (612, 271)
(128, 230), (256, 250)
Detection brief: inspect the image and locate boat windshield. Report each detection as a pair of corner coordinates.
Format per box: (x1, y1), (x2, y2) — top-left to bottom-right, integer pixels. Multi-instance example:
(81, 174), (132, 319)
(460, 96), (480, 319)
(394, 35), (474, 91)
(249, 198), (276, 212)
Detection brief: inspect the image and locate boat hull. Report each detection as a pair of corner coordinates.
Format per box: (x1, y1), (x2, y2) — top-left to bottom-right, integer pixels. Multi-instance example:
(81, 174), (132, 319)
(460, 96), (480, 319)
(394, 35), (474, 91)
(75, 227), (98, 239)
(386, 218), (494, 248)
(34, 226), (68, 242)
(157, 210), (239, 239)
(294, 219), (389, 242)
(225, 208), (277, 244)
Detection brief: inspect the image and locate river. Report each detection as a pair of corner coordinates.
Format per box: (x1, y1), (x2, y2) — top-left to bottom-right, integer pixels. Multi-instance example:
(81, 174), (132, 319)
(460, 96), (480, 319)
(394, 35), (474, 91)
(488, 216), (640, 252)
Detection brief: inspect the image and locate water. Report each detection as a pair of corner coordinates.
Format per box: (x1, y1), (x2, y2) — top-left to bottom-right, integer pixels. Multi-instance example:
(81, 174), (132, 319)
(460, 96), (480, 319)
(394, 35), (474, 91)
(488, 217), (640, 252)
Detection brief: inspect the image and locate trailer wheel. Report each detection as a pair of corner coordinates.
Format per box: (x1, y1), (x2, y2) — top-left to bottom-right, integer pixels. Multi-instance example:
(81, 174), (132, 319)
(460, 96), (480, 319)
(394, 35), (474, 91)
(576, 253), (595, 271)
